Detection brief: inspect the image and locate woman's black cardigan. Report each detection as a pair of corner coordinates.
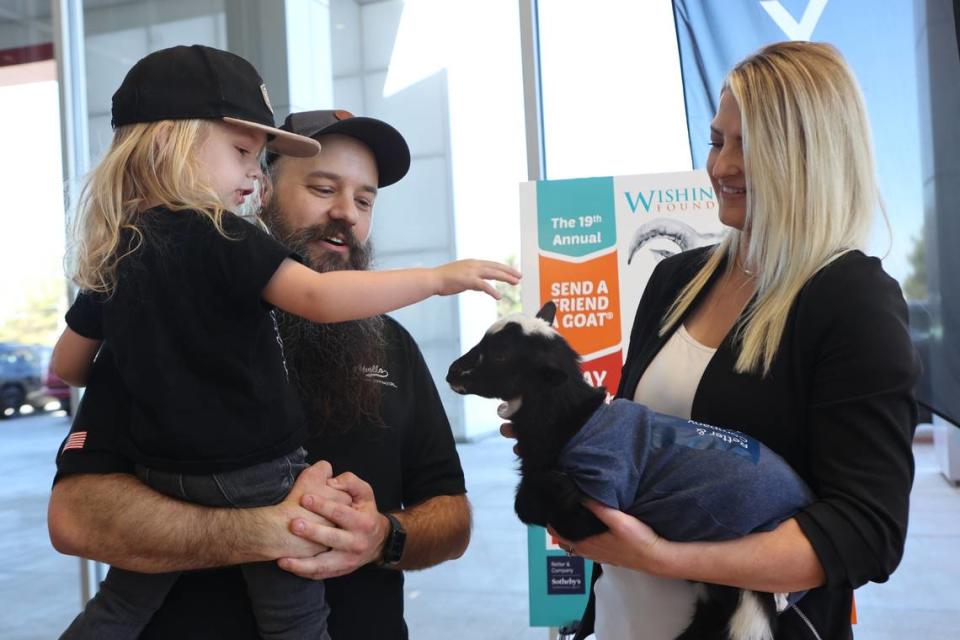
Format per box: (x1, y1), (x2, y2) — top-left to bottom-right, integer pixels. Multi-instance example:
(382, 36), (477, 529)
(575, 246), (919, 640)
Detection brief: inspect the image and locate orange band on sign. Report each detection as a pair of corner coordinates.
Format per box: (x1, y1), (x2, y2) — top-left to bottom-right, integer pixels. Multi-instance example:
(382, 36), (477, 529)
(580, 349), (623, 400)
(539, 252), (621, 356)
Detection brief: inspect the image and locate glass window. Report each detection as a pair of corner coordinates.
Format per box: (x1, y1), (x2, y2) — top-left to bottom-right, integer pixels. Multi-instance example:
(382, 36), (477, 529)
(0, 5), (79, 636)
(83, 0), (227, 164)
(537, 0), (691, 179)
(0, 3), (68, 414)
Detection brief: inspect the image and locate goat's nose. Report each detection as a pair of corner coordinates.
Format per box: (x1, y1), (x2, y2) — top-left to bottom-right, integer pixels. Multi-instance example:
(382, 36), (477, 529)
(447, 359), (471, 381)
(446, 362), (459, 382)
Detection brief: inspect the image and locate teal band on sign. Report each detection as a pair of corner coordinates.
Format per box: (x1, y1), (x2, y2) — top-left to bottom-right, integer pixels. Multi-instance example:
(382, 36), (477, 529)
(527, 525), (593, 628)
(536, 177), (616, 257)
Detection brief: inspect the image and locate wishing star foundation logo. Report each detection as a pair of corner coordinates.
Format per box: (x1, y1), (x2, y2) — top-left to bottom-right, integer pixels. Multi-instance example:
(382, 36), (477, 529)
(625, 187), (716, 214)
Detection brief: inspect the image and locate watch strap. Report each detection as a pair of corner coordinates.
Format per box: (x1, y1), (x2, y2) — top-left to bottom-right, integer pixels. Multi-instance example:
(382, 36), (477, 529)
(379, 512), (406, 567)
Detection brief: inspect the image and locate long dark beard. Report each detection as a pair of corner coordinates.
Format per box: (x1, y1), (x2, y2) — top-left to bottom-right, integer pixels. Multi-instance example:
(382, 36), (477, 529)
(262, 198), (385, 435)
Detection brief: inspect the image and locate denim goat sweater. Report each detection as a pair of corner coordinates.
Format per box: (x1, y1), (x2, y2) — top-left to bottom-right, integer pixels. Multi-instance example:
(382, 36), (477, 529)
(556, 399), (813, 542)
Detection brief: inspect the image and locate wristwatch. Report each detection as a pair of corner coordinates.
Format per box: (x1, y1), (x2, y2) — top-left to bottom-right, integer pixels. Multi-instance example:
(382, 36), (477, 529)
(378, 512), (407, 567)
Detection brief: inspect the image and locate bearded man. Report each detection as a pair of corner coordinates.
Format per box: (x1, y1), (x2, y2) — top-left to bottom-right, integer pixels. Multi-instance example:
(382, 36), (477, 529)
(49, 110), (471, 640)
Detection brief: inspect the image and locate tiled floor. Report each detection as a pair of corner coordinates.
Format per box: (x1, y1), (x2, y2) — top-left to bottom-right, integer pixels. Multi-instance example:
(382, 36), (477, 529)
(1, 413), (958, 639)
(0, 412), (81, 640)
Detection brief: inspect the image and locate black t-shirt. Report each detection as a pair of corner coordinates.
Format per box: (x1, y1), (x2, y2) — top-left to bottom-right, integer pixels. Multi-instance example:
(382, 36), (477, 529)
(65, 207), (306, 473)
(55, 316), (466, 640)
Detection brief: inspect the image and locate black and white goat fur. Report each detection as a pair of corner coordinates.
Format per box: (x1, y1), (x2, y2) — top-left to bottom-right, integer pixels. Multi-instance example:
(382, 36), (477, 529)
(446, 302), (783, 640)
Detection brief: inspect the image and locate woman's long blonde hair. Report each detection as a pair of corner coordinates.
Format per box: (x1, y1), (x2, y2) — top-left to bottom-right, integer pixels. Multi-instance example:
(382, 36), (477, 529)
(70, 119), (230, 294)
(661, 41), (881, 376)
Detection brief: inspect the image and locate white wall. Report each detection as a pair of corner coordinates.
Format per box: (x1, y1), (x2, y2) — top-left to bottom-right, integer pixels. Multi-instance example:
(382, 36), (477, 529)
(331, 0), (467, 437)
(330, 0), (529, 440)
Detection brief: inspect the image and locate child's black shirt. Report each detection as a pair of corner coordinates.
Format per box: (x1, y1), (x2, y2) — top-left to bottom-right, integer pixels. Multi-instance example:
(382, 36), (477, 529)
(66, 207), (306, 473)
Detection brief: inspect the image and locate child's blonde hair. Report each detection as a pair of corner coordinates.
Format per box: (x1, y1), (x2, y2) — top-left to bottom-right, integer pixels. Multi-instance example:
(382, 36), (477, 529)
(71, 119), (231, 294)
(660, 41), (881, 376)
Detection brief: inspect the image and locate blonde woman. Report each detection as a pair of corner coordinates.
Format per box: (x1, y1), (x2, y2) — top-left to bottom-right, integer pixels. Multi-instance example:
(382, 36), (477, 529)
(557, 42), (919, 640)
(51, 45), (519, 640)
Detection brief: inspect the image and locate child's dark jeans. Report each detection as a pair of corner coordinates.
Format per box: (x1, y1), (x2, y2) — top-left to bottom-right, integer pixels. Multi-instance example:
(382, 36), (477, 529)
(59, 447), (330, 640)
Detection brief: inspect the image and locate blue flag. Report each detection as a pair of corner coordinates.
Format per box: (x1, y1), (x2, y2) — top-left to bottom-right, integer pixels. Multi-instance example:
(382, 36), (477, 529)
(672, 1), (914, 168)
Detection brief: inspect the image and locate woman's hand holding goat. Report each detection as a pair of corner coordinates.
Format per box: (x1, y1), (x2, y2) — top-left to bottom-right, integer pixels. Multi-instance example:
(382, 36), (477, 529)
(554, 511), (825, 595)
(499, 422), (521, 456)
(549, 500), (668, 573)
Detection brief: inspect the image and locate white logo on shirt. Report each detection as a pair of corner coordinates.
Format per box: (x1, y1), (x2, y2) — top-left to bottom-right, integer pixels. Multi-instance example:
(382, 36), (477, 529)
(359, 364), (397, 388)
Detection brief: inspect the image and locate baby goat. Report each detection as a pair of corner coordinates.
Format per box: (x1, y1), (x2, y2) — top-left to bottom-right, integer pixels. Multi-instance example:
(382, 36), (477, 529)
(446, 302), (812, 640)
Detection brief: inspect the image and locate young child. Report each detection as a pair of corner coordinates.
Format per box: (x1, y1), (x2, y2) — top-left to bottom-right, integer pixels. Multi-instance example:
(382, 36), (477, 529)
(52, 45), (519, 640)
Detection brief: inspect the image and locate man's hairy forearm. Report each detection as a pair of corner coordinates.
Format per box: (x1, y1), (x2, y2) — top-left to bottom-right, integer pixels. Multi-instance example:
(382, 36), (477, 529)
(392, 494), (471, 571)
(48, 473), (273, 573)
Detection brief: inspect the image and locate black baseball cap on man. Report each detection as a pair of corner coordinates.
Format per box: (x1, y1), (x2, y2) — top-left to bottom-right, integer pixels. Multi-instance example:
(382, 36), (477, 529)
(111, 44), (320, 158)
(273, 110), (411, 187)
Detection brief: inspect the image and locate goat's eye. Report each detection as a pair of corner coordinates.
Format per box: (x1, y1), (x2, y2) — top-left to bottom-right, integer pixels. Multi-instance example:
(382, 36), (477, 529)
(491, 351), (509, 363)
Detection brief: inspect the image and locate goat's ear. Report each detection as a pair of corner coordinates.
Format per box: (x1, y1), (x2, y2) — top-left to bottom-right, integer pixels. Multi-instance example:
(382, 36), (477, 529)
(535, 351), (568, 387)
(537, 363), (567, 387)
(536, 301), (557, 325)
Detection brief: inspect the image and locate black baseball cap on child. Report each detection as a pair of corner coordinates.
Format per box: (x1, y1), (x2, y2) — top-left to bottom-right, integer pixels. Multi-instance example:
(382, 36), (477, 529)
(272, 109), (411, 187)
(111, 44), (320, 158)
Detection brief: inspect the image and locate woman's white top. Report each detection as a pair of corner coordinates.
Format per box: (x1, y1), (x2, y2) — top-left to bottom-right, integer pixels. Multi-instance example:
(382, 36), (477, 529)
(630, 324), (716, 417)
(591, 324), (717, 640)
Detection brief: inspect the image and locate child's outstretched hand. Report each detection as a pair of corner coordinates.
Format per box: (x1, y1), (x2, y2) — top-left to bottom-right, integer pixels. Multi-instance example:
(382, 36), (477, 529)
(433, 260), (521, 299)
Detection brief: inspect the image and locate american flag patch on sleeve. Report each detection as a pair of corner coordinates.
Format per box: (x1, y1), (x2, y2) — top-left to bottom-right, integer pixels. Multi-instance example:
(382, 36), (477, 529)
(63, 431), (87, 452)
